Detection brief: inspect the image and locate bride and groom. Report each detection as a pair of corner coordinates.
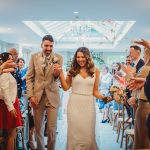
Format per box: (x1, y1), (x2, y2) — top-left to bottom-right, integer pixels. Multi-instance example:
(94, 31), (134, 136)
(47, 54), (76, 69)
(26, 34), (110, 150)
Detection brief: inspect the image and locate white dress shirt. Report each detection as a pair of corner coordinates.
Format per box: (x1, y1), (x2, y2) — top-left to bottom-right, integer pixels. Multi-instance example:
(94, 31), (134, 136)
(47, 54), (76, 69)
(133, 57), (141, 67)
(0, 72), (17, 112)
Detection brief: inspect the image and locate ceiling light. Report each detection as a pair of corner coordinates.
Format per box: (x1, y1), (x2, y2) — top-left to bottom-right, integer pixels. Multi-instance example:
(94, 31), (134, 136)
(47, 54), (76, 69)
(7, 28), (11, 31)
(73, 11), (79, 14)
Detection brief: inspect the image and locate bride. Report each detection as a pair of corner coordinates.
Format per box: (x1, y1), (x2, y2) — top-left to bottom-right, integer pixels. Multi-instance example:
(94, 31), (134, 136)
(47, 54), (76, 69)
(54, 47), (110, 150)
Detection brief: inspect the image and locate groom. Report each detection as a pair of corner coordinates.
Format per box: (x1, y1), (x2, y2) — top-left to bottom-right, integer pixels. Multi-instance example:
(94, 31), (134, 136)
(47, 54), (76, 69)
(26, 35), (63, 150)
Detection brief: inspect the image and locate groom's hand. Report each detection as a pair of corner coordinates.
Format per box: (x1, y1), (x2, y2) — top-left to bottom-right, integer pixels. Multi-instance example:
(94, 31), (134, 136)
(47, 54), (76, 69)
(30, 96), (39, 109)
(53, 64), (62, 77)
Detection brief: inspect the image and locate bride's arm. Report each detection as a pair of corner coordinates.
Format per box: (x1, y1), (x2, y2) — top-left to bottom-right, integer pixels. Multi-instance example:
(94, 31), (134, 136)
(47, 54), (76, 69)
(93, 68), (104, 100)
(59, 71), (72, 91)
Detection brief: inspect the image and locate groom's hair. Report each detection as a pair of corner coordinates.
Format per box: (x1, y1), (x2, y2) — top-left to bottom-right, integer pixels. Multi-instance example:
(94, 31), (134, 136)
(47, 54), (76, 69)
(130, 45), (141, 53)
(42, 35), (54, 42)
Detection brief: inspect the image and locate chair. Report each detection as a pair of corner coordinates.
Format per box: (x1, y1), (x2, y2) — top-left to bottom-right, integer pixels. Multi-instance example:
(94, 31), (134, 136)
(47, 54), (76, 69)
(108, 106), (113, 125)
(116, 103), (132, 148)
(14, 113), (27, 150)
(112, 104), (122, 130)
(15, 126), (25, 150)
(112, 110), (121, 130)
(125, 128), (134, 150)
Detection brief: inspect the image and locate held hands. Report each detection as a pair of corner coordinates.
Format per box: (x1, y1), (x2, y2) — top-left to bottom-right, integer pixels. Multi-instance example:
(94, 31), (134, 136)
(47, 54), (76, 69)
(53, 64), (62, 77)
(30, 96), (39, 109)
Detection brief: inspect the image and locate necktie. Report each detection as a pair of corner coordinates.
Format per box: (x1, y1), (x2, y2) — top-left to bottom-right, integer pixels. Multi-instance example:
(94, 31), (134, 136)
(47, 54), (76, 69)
(43, 57), (49, 75)
(131, 62), (135, 67)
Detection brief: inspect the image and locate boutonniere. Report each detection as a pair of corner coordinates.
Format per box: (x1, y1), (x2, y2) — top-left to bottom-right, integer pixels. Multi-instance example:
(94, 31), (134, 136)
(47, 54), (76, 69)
(52, 55), (59, 64)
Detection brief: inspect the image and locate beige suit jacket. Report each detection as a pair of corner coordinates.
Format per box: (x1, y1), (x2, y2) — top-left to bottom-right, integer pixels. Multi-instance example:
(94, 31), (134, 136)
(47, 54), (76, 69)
(26, 51), (63, 108)
(139, 65), (150, 101)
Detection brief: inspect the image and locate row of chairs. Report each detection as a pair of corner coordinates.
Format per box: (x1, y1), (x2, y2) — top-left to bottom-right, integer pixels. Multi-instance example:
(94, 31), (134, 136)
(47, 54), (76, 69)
(110, 103), (135, 150)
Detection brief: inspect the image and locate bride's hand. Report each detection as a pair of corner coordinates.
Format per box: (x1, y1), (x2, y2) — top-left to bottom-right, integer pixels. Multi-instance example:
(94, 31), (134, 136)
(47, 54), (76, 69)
(53, 64), (62, 76)
(102, 96), (112, 103)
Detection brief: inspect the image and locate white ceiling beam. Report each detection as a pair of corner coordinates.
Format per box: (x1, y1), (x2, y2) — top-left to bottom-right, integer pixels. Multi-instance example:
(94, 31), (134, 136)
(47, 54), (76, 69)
(90, 22), (114, 41)
(22, 21), (45, 37)
(113, 21), (135, 47)
(55, 42), (114, 49)
(23, 20), (135, 49)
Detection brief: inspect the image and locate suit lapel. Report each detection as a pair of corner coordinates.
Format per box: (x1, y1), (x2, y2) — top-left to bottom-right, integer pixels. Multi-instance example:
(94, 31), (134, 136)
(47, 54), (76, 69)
(136, 59), (144, 73)
(36, 52), (45, 76)
(45, 52), (54, 77)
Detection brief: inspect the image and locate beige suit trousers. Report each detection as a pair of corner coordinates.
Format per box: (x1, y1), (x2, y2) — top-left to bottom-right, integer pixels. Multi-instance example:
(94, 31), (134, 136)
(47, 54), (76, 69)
(33, 93), (58, 150)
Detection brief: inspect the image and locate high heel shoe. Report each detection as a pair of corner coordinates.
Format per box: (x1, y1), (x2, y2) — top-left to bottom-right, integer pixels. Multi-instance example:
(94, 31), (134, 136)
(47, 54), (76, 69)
(101, 119), (108, 123)
(107, 118), (110, 123)
(26, 142), (37, 150)
(101, 118), (110, 123)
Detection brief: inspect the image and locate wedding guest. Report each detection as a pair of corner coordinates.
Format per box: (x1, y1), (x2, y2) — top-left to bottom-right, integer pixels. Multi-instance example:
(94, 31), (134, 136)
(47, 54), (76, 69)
(134, 39), (150, 143)
(128, 47), (150, 149)
(99, 65), (113, 123)
(0, 52), (22, 150)
(129, 45), (145, 73)
(122, 47), (144, 124)
(16, 58), (28, 112)
(9, 48), (22, 99)
(17, 58), (37, 149)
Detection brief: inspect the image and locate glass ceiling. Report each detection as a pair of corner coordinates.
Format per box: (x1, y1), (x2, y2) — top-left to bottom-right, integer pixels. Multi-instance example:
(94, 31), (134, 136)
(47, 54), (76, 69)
(23, 20), (135, 50)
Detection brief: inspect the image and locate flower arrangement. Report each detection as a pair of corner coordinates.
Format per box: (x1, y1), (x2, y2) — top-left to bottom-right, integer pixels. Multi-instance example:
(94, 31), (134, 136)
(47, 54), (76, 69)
(110, 85), (126, 104)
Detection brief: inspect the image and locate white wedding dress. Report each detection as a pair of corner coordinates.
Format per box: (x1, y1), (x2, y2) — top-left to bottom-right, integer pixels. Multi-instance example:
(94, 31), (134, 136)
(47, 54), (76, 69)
(67, 74), (98, 150)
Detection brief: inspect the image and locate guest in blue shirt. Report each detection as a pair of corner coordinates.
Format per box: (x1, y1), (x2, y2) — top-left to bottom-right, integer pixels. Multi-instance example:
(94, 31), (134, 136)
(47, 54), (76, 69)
(98, 65), (113, 123)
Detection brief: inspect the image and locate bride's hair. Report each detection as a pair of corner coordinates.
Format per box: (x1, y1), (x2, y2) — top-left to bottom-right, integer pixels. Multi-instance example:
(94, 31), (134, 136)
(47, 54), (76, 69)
(68, 47), (95, 77)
